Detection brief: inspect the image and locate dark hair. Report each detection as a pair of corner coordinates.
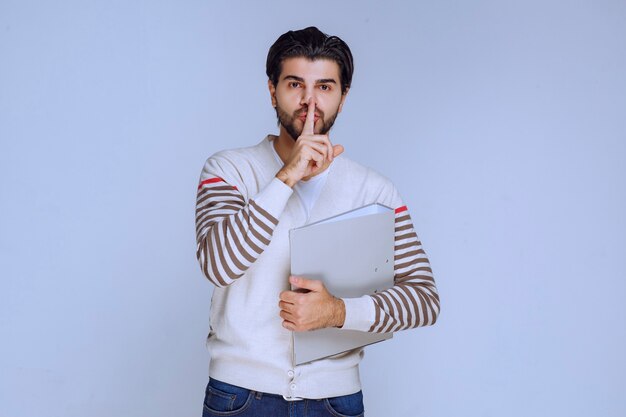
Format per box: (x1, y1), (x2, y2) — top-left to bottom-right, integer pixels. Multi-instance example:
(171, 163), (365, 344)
(266, 26), (354, 94)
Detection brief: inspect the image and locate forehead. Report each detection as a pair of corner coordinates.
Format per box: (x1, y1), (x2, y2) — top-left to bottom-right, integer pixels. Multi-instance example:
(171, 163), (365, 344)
(279, 57), (341, 82)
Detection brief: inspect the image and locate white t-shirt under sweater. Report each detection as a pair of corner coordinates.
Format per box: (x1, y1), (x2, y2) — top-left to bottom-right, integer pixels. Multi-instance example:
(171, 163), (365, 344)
(195, 135), (440, 399)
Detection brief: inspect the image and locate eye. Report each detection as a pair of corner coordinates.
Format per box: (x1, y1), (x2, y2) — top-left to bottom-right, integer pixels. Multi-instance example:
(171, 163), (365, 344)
(289, 81), (301, 88)
(319, 84), (331, 91)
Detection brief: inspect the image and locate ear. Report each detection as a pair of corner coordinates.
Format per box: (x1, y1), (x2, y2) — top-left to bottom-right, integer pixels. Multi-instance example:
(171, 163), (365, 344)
(338, 87), (350, 113)
(268, 79), (277, 108)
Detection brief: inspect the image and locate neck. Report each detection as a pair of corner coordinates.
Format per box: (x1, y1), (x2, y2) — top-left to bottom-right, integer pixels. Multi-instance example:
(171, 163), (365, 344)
(274, 125), (297, 163)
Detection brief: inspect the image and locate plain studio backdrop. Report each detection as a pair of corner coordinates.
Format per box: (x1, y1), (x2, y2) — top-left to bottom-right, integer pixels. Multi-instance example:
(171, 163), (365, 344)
(1, 1), (625, 416)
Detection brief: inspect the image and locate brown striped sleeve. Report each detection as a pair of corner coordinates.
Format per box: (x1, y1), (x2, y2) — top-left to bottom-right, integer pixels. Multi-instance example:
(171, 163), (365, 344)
(195, 176), (281, 287)
(366, 205), (440, 333)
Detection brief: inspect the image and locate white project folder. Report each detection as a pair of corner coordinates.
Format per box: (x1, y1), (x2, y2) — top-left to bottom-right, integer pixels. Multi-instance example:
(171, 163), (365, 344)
(289, 203), (395, 366)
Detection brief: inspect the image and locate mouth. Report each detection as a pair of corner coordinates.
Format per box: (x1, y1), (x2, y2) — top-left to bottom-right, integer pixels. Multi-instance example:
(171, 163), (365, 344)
(298, 114), (321, 122)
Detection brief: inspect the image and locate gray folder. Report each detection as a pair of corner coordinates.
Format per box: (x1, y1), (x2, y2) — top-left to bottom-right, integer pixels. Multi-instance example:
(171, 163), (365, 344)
(289, 203), (395, 366)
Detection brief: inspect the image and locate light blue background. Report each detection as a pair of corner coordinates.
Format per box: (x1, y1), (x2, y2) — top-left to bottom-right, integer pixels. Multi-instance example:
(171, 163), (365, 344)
(1, 1), (625, 416)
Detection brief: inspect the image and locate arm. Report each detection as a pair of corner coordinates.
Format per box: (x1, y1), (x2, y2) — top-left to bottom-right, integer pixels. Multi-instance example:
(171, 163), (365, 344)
(341, 205), (440, 333)
(198, 100), (343, 288)
(195, 160), (292, 287)
(278, 205), (439, 333)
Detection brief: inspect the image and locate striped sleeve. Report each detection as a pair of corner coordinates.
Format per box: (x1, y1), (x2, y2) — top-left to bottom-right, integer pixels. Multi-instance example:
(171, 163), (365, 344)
(341, 205), (440, 333)
(195, 167), (292, 287)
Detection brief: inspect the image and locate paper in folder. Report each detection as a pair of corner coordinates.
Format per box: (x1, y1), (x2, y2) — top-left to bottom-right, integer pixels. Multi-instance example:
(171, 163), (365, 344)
(289, 203), (395, 366)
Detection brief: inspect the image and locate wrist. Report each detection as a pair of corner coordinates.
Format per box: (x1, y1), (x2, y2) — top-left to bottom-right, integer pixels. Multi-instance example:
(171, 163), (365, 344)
(276, 169), (297, 188)
(333, 297), (346, 328)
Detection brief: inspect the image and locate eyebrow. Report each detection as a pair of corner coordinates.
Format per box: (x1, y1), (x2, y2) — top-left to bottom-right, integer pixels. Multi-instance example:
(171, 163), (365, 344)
(283, 75), (337, 84)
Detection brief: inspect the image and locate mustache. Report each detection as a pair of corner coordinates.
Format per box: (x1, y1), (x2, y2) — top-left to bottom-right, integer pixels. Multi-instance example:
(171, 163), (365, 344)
(295, 107), (324, 118)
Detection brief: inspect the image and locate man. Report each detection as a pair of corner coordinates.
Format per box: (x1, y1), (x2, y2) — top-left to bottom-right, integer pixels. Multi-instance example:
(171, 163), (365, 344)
(195, 26), (440, 417)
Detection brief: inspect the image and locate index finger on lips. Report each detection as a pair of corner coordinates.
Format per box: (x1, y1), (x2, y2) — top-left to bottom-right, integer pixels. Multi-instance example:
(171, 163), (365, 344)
(303, 97), (316, 135)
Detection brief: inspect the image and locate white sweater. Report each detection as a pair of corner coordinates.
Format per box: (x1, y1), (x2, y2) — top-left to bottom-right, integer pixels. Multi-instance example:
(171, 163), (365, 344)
(195, 135), (439, 399)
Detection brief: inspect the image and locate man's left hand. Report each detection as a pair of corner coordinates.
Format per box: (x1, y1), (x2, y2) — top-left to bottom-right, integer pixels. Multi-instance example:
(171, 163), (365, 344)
(279, 276), (346, 331)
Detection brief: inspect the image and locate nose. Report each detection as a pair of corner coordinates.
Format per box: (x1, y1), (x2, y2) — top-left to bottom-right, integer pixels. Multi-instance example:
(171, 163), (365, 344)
(299, 85), (317, 107)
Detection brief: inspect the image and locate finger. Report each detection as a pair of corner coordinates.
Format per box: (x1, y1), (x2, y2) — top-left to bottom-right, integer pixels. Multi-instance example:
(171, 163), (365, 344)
(283, 320), (302, 331)
(307, 135), (333, 162)
(310, 152), (324, 171)
(333, 144), (344, 158)
(279, 291), (297, 303)
(303, 97), (316, 135)
(325, 138), (333, 161)
(290, 276), (322, 291)
(279, 309), (295, 321)
(299, 140), (329, 158)
(278, 300), (294, 310)
(302, 146), (325, 168)
(307, 134), (332, 148)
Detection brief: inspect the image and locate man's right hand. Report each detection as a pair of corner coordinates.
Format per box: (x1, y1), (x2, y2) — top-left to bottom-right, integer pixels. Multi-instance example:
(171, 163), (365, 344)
(276, 98), (344, 188)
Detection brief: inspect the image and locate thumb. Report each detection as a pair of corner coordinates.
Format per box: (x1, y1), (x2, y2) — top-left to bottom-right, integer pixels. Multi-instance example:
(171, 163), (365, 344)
(332, 144), (344, 158)
(290, 275), (322, 291)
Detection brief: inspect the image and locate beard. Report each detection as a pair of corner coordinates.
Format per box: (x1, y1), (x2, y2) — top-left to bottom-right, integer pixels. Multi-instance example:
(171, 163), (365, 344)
(275, 103), (339, 141)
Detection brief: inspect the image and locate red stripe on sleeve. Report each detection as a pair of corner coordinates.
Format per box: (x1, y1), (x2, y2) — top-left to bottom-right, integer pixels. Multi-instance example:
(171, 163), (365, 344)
(198, 177), (224, 189)
(395, 205), (408, 214)
(198, 177), (238, 190)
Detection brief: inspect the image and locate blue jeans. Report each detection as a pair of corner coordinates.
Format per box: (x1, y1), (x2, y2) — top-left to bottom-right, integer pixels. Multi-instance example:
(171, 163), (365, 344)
(202, 377), (365, 417)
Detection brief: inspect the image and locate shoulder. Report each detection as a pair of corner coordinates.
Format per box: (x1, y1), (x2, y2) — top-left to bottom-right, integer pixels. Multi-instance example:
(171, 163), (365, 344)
(204, 137), (271, 168)
(335, 155), (389, 183)
(334, 155), (402, 208)
(201, 136), (273, 175)
(199, 136), (274, 196)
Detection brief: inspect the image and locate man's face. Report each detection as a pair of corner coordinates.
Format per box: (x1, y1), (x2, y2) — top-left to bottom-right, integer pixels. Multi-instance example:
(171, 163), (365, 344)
(269, 57), (348, 141)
